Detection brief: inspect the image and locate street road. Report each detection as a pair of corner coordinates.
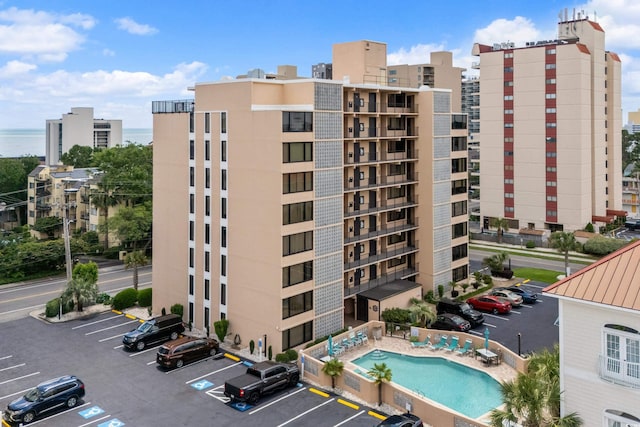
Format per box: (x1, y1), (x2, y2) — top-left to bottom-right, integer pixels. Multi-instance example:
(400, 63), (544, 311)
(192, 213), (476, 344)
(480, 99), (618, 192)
(0, 265), (151, 322)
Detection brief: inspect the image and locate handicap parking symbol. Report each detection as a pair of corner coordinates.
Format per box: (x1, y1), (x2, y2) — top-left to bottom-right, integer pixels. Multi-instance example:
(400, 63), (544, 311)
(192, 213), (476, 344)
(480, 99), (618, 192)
(98, 419), (125, 427)
(230, 401), (253, 412)
(191, 380), (214, 391)
(79, 406), (105, 419)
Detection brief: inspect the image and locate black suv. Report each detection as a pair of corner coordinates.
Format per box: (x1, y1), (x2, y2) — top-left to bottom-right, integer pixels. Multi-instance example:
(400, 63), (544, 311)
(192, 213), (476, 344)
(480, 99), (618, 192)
(3, 375), (85, 424)
(123, 314), (185, 351)
(436, 298), (485, 327)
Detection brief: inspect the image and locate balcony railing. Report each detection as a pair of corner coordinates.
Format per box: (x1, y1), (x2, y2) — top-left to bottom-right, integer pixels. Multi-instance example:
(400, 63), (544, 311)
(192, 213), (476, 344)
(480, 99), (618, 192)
(344, 268), (418, 296)
(344, 244), (419, 271)
(598, 355), (640, 389)
(344, 221), (419, 245)
(344, 148), (419, 165)
(344, 198), (418, 218)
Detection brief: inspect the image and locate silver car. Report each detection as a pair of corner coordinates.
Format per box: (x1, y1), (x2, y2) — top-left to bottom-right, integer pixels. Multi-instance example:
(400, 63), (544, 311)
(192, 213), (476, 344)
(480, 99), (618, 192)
(489, 289), (523, 307)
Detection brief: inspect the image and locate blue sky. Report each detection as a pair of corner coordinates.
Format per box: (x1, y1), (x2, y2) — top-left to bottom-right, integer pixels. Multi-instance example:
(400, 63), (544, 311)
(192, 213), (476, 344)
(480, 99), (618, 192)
(1, 0), (640, 129)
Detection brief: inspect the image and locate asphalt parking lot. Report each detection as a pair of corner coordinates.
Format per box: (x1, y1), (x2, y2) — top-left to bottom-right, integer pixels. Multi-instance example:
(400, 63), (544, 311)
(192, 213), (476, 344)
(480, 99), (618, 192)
(463, 280), (559, 355)
(0, 312), (384, 426)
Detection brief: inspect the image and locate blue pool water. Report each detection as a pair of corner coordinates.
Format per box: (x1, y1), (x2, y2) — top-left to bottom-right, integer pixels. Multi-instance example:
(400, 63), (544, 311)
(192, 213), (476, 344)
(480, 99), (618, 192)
(352, 350), (502, 419)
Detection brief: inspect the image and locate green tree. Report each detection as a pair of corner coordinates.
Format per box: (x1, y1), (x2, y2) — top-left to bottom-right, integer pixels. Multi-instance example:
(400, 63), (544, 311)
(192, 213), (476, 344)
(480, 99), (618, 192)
(91, 181), (119, 250)
(482, 251), (509, 272)
(489, 345), (583, 427)
(549, 231), (578, 277)
(367, 362), (392, 406)
(490, 217), (510, 243)
(321, 358), (344, 389)
(32, 216), (63, 238)
(124, 250), (149, 291)
(104, 202), (152, 289)
(72, 261), (98, 284)
(62, 276), (98, 312)
(0, 156), (39, 225)
(408, 297), (436, 327)
(60, 145), (95, 168)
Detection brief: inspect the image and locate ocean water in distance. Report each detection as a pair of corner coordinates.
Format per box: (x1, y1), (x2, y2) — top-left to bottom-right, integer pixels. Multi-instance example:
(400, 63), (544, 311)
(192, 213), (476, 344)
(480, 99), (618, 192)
(0, 128), (153, 158)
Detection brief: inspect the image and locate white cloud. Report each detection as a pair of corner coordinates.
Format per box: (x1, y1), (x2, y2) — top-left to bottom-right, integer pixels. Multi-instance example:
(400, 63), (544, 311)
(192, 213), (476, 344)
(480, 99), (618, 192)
(0, 7), (92, 62)
(473, 16), (551, 47)
(115, 17), (158, 35)
(387, 43), (446, 65)
(0, 60), (36, 78)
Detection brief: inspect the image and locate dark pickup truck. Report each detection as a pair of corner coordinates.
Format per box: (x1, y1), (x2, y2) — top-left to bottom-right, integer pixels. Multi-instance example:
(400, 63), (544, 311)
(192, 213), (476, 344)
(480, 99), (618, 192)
(224, 360), (300, 405)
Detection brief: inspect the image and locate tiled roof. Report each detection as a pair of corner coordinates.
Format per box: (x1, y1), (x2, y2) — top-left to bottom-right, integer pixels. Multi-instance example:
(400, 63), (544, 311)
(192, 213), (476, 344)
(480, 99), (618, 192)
(544, 239), (640, 311)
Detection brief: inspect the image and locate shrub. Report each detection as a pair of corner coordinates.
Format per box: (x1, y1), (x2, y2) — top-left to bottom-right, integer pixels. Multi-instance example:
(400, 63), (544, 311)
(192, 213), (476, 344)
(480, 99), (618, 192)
(381, 307), (412, 324)
(249, 340), (255, 354)
(170, 303), (184, 318)
(584, 222), (595, 232)
(437, 284), (444, 299)
(214, 319), (229, 342)
(285, 349), (298, 362)
(583, 235), (628, 256)
(526, 240), (536, 249)
(96, 292), (111, 304)
(137, 288), (152, 307)
(112, 288), (138, 310)
(424, 290), (436, 304)
(482, 274), (493, 285)
(275, 353), (289, 363)
(268, 345), (273, 360)
(45, 298), (61, 318)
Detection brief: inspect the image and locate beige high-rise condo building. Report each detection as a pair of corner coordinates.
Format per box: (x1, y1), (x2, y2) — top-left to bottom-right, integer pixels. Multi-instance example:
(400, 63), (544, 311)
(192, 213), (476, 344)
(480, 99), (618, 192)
(46, 107), (122, 165)
(152, 40), (468, 352)
(475, 14), (623, 233)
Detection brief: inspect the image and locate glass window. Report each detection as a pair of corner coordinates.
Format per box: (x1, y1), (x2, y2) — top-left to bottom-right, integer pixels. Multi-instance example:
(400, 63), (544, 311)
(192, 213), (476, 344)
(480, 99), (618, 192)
(282, 320), (313, 350)
(204, 279), (210, 300)
(221, 140), (227, 161)
(452, 201), (467, 217)
(189, 140), (195, 160)
(282, 112), (313, 132)
(221, 112), (227, 133)
(283, 231), (313, 256)
(283, 142), (313, 163)
(452, 243), (468, 261)
(282, 291), (313, 319)
(283, 172), (313, 194)
(204, 112), (210, 133)
(205, 140), (210, 160)
(452, 222), (467, 239)
(283, 261), (313, 288)
(283, 201), (313, 225)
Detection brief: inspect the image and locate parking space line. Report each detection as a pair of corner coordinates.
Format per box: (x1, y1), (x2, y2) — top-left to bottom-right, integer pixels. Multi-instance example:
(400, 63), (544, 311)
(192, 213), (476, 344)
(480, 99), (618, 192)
(247, 386), (307, 415)
(1, 387), (31, 400)
(71, 314), (122, 329)
(128, 345), (161, 357)
(185, 361), (243, 384)
(0, 363), (25, 372)
(85, 320), (139, 335)
(0, 371), (40, 385)
(334, 410), (366, 426)
(26, 402), (91, 425)
(99, 334), (124, 343)
(276, 398), (334, 426)
(0, 355), (12, 361)
(77, 414), (111, 427)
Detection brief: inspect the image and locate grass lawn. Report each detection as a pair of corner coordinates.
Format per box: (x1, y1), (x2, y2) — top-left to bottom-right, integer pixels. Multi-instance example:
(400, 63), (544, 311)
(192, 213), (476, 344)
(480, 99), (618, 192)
(513, 267), (564, 284)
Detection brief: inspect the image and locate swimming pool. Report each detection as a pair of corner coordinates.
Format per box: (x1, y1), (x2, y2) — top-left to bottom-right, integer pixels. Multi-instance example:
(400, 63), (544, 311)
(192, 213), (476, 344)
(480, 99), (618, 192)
(352, 350), (502, 419)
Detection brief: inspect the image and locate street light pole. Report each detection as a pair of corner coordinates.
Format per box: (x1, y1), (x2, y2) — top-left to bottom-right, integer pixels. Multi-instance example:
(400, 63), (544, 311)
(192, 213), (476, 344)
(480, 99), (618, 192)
(60, 188), (76, 318)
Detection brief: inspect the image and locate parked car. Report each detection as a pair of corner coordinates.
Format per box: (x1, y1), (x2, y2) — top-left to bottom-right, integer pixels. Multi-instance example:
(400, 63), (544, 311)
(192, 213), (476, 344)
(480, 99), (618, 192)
(122, 313), (185, 351)
(436, 298), (485, 327)
(495, 286), (538, 304)
(156, 336), (219, 369)
(625, 219), (640, 230)
(429, 313), (471, 332)
(489, 289), (523, 307)
(376, 412), (424, 427)
(224, 360), (299, 405)
(3, 375), (85, 424)
(467, 295), (512, 314)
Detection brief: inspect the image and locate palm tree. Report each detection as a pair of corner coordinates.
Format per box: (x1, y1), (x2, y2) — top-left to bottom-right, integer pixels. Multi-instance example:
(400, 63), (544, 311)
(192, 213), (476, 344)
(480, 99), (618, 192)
(549, 231), (577, 277)
(367, 362), (392, 406)
(321, 358), (344, 389)
(489, 345), (583, 427)
(491, 217), (510, 243)
(91, 185), (118, 250)
(62, 277), (99, 312)
(408, 298), (436, 327)
(124, 250), (149, 291)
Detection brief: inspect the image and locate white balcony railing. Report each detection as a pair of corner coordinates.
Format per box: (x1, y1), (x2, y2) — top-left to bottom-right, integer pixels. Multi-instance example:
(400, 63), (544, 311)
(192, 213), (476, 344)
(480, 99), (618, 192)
(599, 355), (640, 389)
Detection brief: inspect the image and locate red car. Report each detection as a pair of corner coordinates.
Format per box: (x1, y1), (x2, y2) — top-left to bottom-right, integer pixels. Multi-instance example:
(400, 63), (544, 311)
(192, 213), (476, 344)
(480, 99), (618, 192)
(467, 295), (512, 314)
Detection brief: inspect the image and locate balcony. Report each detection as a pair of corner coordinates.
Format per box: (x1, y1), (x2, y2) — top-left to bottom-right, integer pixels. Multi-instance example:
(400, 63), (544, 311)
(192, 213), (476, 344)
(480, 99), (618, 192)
(345, 197), (418, 218)
(344, 126), (419, 139)
(345, 221), (419, 245)
(344, 244), (419, 271)
(344, 101), (419, 115)
(344, 148), (419, 165)
(344, 173), (418, 192)
(599, 355), (640, 389)
(344, 268), (418, 296)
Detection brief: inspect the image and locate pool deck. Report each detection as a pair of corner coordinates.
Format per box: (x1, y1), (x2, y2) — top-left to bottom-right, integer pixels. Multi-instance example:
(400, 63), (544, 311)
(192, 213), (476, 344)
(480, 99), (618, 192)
(337, 335), (518, 385)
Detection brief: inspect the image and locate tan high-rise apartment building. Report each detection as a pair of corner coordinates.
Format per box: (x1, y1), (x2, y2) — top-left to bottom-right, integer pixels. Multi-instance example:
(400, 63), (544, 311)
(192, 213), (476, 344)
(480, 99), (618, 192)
(151, 40), (468, 352)
(475, 15), (623, 233)
(46, 107), (122, 165)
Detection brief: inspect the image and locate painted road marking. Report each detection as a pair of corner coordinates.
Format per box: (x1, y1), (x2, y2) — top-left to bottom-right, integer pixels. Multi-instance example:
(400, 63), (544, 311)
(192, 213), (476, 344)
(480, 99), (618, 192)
(0, 371), (40, 385)
(71, 314), (122, 329)
(205, 386), (231, 404)
(79, 406), (105, 419)
(85, 320), (139, 335)
(334, 410), (366, 427)
(368, 410), (386, 420)
(309, 387), (329, 398)
(185, 361), (243, 384)
(247, 386), (307, 415)
(0, 363), (25, 372)
(98, 419), (125, 427)
(276, 398), (335, 426)
(77, 414), (111, 427)
(337, 398), (359, 410)
(191, 380), (214, 391)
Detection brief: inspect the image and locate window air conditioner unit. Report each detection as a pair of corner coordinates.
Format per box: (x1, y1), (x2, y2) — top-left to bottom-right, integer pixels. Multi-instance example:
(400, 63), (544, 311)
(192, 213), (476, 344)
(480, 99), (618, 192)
(348, 152), (353, 158)
(349, 177), (353, 182)
(348, 127), (353, 133)
(349, 226), (353, 232)
(349, 276), (354, 282)
(349, 202), (354, 207)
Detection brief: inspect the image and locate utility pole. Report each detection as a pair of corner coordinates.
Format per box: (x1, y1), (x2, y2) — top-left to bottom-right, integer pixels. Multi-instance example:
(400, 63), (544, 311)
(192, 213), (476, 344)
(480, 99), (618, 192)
(61, 188), (76, 318)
